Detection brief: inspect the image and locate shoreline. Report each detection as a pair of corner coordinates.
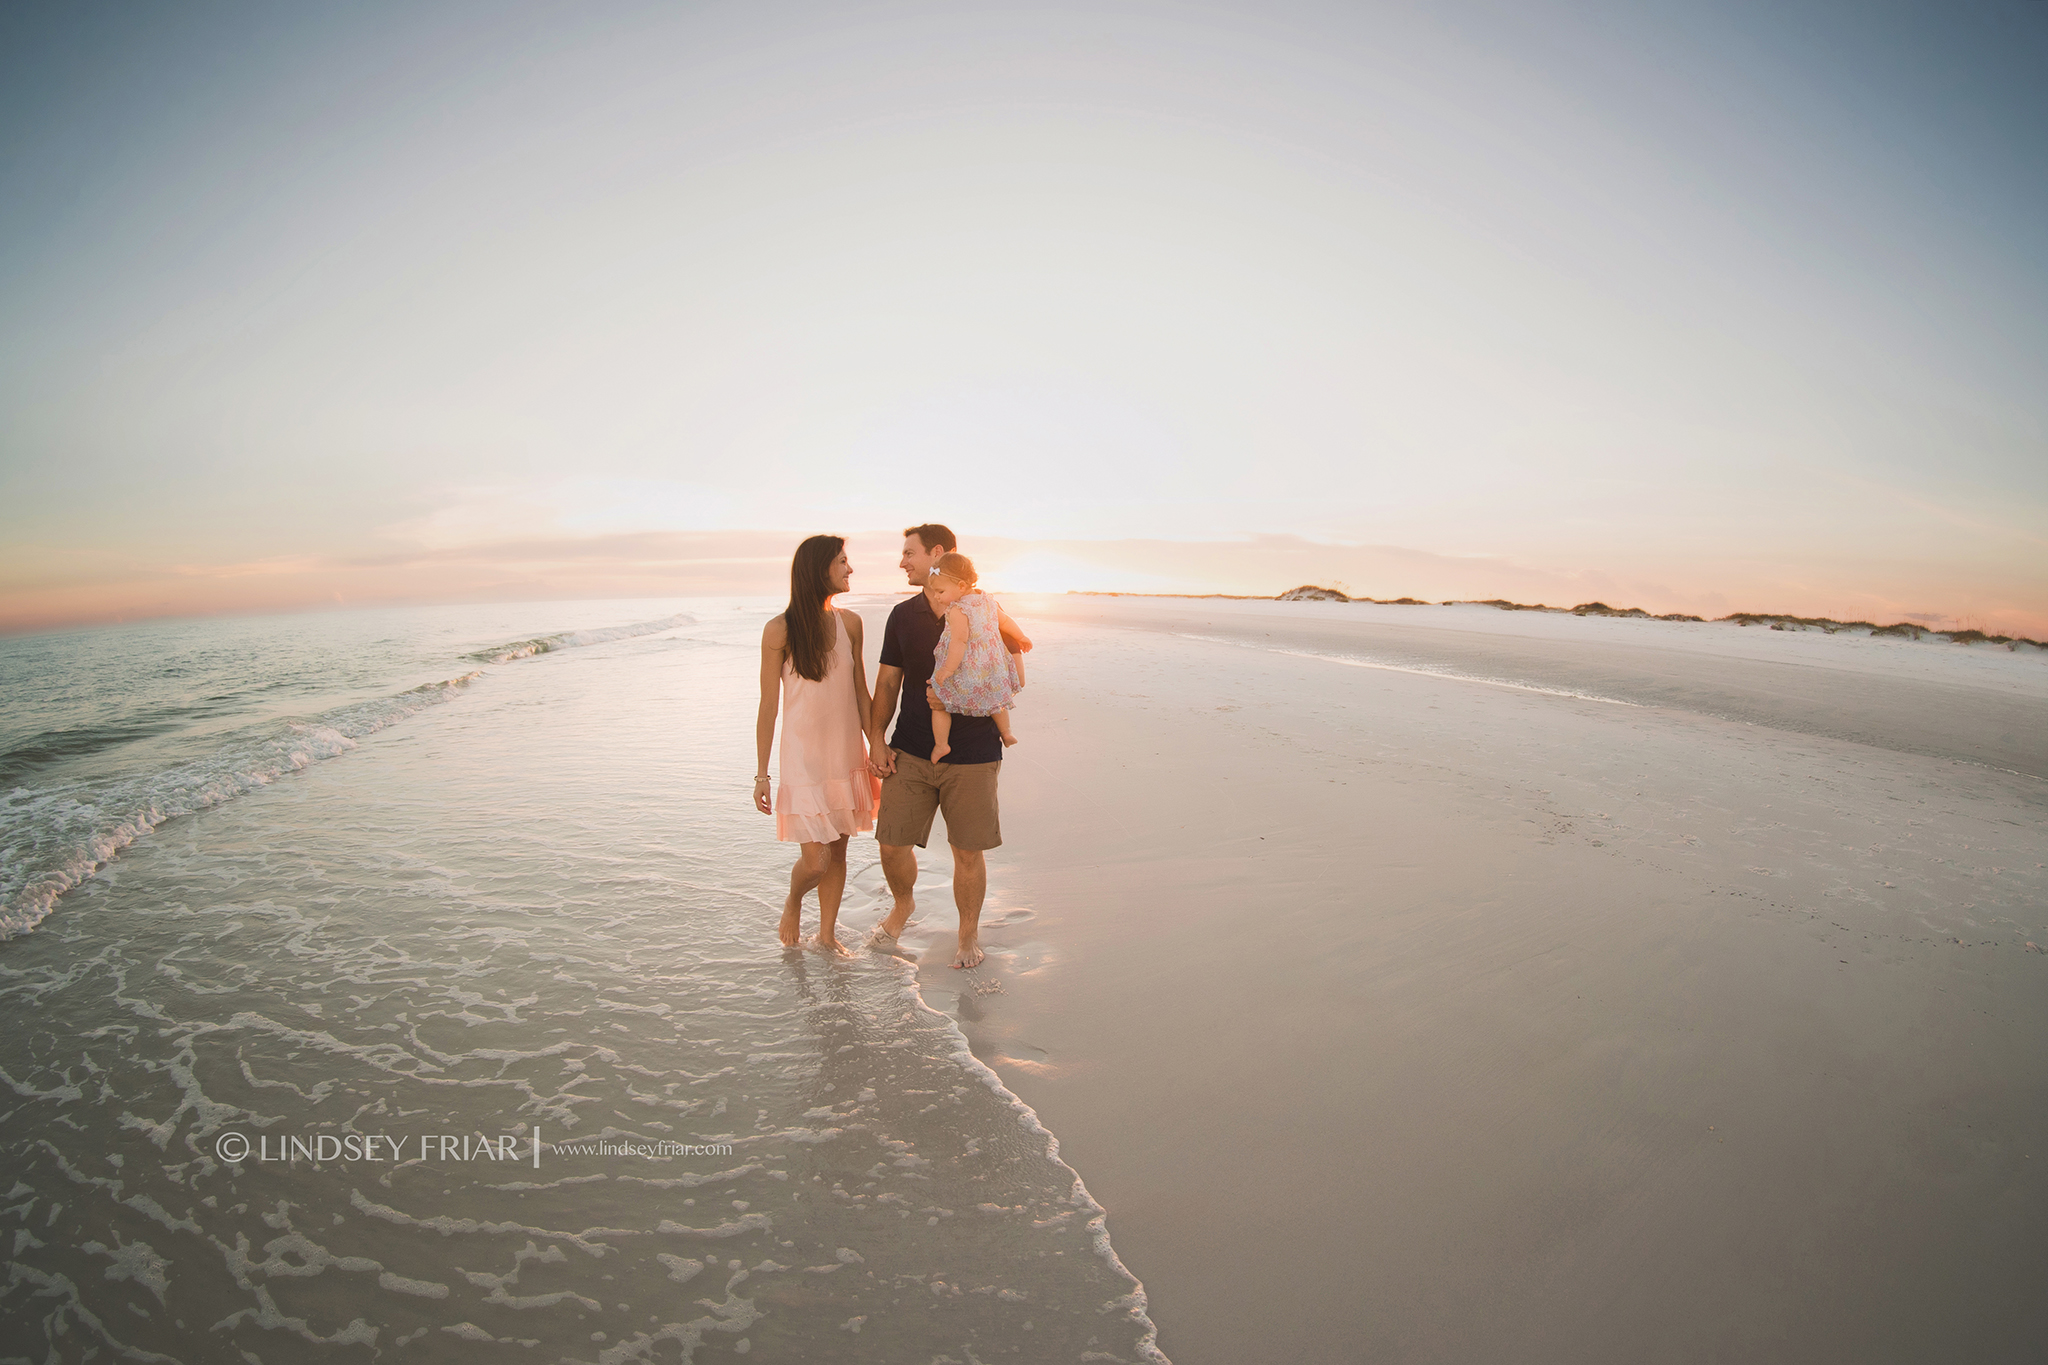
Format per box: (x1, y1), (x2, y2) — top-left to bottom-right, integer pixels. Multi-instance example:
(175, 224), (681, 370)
(0, 598), (1173, 1362)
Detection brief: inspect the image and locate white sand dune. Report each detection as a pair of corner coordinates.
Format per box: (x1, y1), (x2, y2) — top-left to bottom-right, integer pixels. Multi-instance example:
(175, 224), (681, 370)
(898, 595), (2048, 1364)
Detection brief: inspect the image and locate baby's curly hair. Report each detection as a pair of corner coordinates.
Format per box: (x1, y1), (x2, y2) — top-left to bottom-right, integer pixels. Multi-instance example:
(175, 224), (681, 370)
(930, 552), (978, 586)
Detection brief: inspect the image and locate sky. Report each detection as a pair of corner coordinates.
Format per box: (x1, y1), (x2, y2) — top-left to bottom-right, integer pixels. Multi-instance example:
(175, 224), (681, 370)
(2, 0), (2045, 635)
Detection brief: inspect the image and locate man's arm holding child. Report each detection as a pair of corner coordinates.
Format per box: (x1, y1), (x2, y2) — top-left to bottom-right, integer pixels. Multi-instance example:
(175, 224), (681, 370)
(996, 606), (1031, 655)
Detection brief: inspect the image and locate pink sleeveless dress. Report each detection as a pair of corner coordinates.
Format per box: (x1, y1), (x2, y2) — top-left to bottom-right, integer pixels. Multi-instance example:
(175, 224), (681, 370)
(775, 612), (880, 844)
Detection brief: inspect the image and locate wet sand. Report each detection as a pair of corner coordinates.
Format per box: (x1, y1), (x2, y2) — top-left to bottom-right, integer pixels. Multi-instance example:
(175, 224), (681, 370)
(900, 596), (2048, 1363)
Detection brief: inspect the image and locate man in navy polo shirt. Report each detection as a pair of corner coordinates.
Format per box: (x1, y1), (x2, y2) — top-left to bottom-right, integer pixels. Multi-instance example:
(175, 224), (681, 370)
(867, 523), (1029, 967)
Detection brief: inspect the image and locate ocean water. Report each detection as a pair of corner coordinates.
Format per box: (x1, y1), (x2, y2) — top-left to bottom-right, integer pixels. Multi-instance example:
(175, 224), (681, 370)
(0, 600), (1162, 1362)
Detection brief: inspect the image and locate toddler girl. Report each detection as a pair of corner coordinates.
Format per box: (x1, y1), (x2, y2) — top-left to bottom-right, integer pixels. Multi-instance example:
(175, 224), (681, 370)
(926, 552), (1023, 762)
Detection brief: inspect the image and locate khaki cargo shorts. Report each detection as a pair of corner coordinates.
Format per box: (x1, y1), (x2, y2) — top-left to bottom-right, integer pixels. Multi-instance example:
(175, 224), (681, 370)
(875, 752), (1002, 851)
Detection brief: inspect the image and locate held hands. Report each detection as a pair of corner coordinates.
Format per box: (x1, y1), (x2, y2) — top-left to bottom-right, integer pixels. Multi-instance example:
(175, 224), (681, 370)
(867, 736), (897, 778)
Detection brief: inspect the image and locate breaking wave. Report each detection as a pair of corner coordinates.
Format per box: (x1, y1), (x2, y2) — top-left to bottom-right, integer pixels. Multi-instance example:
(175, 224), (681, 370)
(471, 613), (698, 663)
(0, 674), (482, 940)
(4, 610), (704, 940)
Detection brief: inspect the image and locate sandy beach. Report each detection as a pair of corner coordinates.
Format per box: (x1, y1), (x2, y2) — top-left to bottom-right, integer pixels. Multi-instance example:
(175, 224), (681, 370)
(883, 594), (2048, 1363)
(3, 593), (2044, 1362)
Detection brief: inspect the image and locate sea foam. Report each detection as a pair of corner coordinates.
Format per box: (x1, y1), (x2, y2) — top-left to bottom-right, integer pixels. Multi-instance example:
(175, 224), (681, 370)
(0, 673), (481, 939)
(2, 609), (699, 940)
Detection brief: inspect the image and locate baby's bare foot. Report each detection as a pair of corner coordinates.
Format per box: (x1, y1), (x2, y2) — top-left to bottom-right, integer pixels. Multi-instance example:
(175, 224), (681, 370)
(1001, 733), (1019, 747)
(929, 740), (950, 762)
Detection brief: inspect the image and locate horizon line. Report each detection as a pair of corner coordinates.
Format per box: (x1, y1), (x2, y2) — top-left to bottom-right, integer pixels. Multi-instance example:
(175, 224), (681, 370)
(5, 582), (2045, 649)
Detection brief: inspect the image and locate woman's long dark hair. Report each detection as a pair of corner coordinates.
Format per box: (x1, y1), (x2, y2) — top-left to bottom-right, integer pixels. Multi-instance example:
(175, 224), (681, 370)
(784, 535), (843, 682)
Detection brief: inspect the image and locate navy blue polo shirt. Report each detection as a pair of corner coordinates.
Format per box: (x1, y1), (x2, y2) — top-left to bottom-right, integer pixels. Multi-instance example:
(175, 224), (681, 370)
(880, 592), (1002, 764)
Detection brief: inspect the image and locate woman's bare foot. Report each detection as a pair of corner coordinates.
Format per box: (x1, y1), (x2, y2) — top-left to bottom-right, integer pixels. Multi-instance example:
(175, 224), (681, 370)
(778, 899), (802, 947)
(815, 933), (853, 958)
(951, 935), (984, 969)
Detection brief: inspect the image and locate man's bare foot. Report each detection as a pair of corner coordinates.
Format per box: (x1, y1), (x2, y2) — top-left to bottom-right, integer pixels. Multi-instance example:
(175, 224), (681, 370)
(779, 899), (802, 948)
(873, 903), (914, 941)
(929, 740), (950, 762)
(951, 936), (984, 969)
(815, 934), (853, 958)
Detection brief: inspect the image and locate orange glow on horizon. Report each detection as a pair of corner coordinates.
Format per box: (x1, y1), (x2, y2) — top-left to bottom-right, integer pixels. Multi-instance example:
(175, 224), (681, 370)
(3, 530), (2044, 641)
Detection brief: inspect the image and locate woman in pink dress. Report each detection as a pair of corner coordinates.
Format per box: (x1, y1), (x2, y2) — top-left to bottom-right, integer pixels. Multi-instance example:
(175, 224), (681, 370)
(753, 535), (881, 954)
